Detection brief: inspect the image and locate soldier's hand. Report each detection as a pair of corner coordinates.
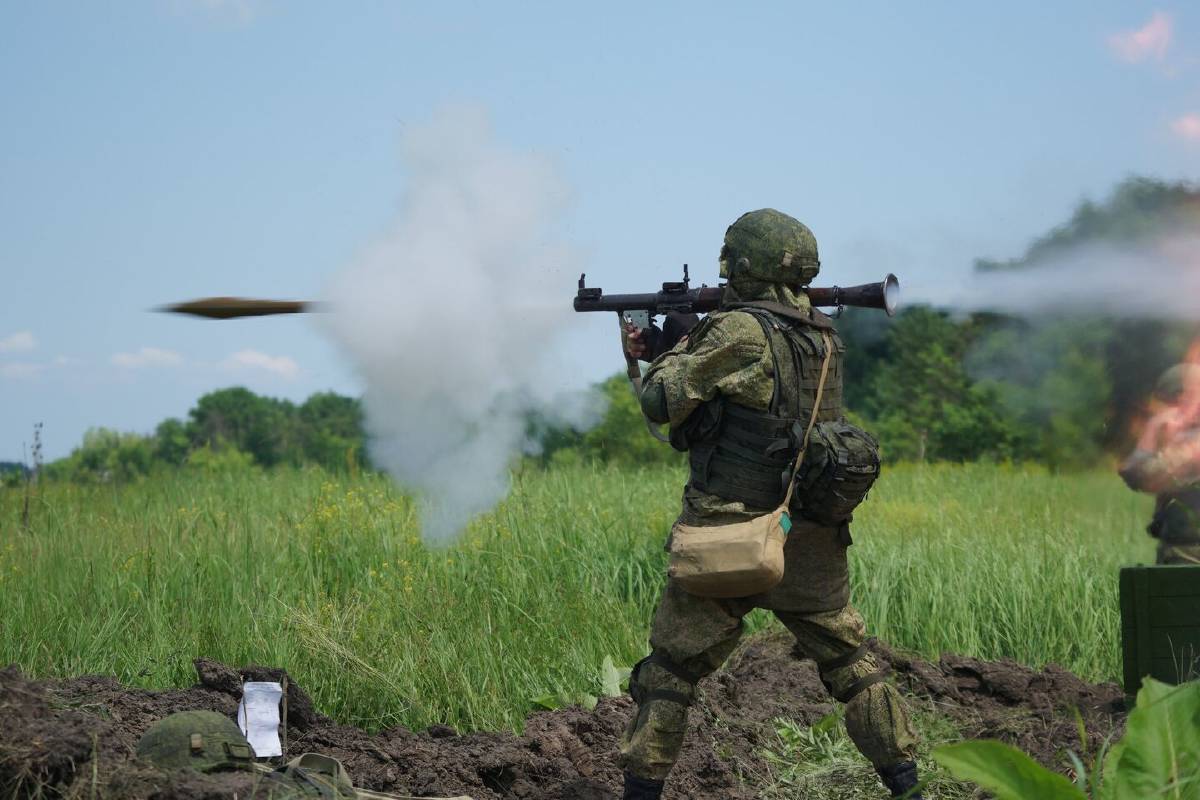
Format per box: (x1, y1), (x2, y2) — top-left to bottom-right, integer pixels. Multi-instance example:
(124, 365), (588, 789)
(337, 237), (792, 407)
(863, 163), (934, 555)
(624, 323), (648, 360)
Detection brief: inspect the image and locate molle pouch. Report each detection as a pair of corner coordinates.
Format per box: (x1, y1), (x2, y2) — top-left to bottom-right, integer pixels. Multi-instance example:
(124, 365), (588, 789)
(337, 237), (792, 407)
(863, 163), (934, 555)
(667, 508), (788, 598)
(669, 399), (723, 453)
(795, 421), (881, 526)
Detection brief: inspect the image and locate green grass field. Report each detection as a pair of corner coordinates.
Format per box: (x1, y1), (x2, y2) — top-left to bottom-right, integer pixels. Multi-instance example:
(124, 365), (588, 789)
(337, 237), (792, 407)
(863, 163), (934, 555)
(0, 462), (1151, 733)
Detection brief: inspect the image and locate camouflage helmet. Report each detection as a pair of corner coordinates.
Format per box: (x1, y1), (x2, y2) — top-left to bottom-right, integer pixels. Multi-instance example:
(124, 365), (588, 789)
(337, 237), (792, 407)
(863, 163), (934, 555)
(719, 208), (820, 285)
(1155, 363), (1200, 403)
(136, 710), (256, 773)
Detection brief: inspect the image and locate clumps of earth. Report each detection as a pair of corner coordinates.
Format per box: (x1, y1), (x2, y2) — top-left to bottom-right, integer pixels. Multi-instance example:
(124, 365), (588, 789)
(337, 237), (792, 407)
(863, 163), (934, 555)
(1, 633), (1126, 799)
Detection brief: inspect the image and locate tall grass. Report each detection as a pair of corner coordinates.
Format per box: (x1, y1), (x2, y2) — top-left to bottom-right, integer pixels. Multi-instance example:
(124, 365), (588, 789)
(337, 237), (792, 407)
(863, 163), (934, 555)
(0, 462), (1150, 732)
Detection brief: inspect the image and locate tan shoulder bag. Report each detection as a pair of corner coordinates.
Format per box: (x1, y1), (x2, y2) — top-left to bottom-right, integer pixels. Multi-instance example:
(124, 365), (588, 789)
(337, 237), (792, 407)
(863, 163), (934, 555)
(667, 332), (833, 598)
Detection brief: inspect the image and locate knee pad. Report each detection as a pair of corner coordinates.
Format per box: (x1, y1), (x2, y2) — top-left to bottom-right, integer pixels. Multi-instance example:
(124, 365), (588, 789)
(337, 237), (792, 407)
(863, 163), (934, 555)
(816, 640), (889, 704)
(629, 652), (702, 709)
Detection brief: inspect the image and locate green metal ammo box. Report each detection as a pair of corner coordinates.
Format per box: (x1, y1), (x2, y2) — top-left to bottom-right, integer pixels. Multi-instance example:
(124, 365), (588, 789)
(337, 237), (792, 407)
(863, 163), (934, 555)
(1120, 565), (1200, 697)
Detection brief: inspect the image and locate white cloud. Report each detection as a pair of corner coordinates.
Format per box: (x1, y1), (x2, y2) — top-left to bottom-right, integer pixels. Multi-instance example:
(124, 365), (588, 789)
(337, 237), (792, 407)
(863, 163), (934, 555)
(111, 347), (184, 369)
(0, 362), (44, 379)
(0, 331), (35, 353)
(1171, 113), (1200, 141)
(220, 349), (299, 379)
(1108, 12), (1172, 64)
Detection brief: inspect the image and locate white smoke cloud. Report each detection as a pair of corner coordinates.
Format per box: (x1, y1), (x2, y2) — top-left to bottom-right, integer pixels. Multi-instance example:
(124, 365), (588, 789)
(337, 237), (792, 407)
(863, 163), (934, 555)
(322, 106), (603, 543)
(910, 234), (1200, 320)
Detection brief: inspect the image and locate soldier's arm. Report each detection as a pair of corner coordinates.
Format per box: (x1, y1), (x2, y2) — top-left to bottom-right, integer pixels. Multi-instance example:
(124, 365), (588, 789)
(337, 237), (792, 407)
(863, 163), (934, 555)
(639, 312), (767, 427)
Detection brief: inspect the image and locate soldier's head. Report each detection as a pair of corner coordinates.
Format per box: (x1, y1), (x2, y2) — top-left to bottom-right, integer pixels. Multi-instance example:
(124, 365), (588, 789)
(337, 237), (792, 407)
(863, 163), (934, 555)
(136, 710), (256, 773)
(1155, 364), (1200, 405)
(719, 209), (820, 288)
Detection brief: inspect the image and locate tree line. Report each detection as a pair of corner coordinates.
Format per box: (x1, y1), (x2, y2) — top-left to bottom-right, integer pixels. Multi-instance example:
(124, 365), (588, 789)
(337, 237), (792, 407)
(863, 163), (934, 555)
(8, 388), (367, 484)
(8, 176), (1196, 483)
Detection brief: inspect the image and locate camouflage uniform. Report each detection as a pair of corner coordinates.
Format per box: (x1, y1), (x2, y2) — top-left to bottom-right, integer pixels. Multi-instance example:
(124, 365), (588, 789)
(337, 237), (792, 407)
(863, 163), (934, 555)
(1120, 434), (1200, 565)
(1119, 364), (1200, 566)
(619, 210), (918, 796)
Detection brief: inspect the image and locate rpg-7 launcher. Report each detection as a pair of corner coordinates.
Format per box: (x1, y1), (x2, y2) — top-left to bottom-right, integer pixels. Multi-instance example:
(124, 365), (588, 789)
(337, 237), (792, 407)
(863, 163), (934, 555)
(573, 266), (899, 319)
(575, 266), (899, 441)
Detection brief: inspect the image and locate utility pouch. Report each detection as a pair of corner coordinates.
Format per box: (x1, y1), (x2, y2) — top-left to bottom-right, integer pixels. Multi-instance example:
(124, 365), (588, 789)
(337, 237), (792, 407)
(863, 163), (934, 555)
(668, 333), (833, 598)
(669, 400), (722, 453)
(795, 421), (881, 525)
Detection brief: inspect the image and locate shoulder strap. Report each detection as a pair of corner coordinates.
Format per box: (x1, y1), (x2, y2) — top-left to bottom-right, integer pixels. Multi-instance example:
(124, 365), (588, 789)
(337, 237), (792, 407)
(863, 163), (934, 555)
(723, 300), (835, 330)
(780, 332), (833, 511)
(736, 308), (786, 412)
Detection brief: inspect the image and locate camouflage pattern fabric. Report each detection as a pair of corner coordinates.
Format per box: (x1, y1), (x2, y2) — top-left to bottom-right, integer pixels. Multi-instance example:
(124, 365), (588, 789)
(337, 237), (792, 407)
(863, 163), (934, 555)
(1156, 541), (1200, 565)
(719, 208), (821, 285)
(136, 710), (257, 774)
(619, 574), (918, 780)
(624, 238), (917, 781)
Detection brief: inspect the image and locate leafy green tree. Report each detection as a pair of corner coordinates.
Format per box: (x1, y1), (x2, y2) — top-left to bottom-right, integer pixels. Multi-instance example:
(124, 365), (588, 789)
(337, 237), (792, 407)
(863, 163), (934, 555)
(860, 307), (1025, 462)
(298, 392), (366, 470)
(187, 387), (296, 467)
(154, 418), (191, 466)
(529, 374), (683, 466)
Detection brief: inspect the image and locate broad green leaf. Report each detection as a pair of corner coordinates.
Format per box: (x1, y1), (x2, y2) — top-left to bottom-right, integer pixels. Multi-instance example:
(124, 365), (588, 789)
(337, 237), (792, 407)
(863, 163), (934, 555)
(599, 655), (629, 698)
(932, 740), (1086, 800)
(530, 694), (563, 711)
(812, 711), (842, 735)
(1105, 678), (1200, 800)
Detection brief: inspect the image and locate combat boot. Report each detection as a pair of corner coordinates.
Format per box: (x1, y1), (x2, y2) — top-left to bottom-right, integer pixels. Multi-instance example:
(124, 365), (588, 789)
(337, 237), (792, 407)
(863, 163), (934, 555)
(621, 772), (664, 800)
(876, 760), (923, 799)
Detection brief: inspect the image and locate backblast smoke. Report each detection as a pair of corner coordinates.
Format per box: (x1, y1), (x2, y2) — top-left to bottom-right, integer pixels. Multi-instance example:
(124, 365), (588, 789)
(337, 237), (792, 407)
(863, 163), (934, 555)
(911, 234), (1200, 320)
(322, 107), (602, 543)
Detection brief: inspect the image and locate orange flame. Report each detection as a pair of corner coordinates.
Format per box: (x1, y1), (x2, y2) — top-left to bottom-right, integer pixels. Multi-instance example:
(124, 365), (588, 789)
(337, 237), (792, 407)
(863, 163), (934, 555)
(1128, 339), (1200, 487)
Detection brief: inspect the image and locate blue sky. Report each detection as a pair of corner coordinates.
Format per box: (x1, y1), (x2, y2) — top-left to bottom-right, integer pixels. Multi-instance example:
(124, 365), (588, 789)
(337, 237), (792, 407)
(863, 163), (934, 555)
(2, 0), (1199, 460)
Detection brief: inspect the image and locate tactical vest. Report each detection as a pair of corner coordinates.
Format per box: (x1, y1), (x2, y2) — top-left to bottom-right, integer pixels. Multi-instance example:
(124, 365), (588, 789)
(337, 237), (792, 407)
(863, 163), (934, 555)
(684, 305), (844, 510)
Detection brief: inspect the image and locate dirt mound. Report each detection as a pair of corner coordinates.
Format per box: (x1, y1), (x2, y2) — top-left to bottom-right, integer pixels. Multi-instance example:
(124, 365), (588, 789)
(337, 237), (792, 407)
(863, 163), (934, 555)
(0, 636), (1126, 800)
(875, 640), (1126, 767)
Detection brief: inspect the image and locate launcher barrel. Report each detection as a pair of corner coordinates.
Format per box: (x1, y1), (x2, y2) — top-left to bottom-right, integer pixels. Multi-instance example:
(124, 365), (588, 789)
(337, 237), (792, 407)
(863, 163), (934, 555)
(574, 273), (899, 316)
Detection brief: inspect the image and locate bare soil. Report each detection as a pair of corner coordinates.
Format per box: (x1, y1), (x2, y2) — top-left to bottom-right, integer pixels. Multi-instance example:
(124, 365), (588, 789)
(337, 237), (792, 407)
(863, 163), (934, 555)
(0, 634), (1125, 799)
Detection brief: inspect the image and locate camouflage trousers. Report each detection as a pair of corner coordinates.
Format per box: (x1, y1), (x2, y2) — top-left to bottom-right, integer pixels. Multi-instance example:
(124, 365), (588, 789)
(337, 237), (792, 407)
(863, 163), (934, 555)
(1158, 541), (1200, 565)
(618, 520), (918, 782)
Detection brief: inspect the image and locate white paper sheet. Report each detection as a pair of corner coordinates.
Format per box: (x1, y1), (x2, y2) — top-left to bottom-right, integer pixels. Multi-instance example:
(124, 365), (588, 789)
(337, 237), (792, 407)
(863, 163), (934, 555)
(236, 681), (283, 757)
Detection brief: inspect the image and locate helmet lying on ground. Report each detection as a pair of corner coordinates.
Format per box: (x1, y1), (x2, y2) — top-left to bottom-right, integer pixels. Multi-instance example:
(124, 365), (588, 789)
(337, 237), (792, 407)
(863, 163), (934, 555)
(136, 710), (256, 773)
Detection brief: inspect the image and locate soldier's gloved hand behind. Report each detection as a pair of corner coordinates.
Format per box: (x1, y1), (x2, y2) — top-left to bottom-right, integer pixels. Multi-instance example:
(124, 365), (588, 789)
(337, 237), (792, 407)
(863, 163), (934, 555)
(623, 322), (651, 360)
(623, 312), (699, 362)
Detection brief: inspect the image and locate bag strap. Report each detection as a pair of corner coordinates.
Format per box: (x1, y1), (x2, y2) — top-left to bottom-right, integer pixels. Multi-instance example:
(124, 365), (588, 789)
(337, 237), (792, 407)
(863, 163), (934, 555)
(780, 331), (833, 511)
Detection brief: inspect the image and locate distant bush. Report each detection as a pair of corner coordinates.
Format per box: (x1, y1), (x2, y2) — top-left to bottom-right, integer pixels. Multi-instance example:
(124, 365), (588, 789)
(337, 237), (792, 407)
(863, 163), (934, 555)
(39, 387), (368, 483)
(185, 443), (258, 474)
(43, 428), (156, 483)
